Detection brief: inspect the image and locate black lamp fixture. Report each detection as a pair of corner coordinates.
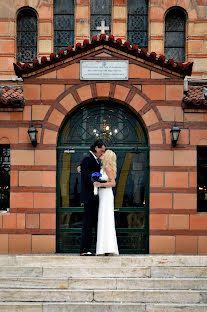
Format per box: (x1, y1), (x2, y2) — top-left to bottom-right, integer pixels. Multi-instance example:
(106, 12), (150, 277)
(170, 124), (181, 147)
(28, 125), (38, 147)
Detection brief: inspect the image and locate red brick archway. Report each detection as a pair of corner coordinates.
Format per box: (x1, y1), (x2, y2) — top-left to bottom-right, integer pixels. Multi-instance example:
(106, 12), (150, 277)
(41, 82), (164, 147)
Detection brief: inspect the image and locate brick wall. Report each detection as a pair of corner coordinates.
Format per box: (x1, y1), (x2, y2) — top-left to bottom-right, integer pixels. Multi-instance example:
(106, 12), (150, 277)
(0, 49), (207, 253)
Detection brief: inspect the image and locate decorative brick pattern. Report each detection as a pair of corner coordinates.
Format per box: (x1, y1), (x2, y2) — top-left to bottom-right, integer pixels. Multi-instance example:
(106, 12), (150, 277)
(0, 85), (24, 108)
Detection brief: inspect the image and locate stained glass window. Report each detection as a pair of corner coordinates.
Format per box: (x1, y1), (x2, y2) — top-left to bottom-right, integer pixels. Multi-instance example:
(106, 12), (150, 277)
(165, 8), (186, 62)
(17, 8), (37, 63)
(54, 0), (74, 53)
(127, 0), (148, 49)
(0, 146), (10, 211)
(90, 0), (111, 38)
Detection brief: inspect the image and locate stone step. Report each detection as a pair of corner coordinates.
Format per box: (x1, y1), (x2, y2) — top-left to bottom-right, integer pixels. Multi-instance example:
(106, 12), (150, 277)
(0, 266), (151, 278)
(0, 267), (43, 278)
(1, 265), (207, 278)
(68, 277), (207, 290)
(0, 289), (206, 304)
(151, 266), (207, 278)
(146, 304), (207, 312)
(0, 277), (207, 290)
(0, 277), (68, 289)
(0, 302), (146, 312)
(1, 303), (207, 312)
(0, 302), (207, 312)
(0, 303), (42, 312)
(93, 289), (207, 304)
(1, 255), (207, 268)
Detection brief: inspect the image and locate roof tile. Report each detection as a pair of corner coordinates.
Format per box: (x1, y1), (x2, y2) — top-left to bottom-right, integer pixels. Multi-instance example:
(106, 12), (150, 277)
(13, 35), (193, 78)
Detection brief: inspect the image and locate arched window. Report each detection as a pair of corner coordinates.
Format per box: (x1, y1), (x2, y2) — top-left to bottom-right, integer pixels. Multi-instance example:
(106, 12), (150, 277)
(90, 0), (111, 38)
(54, 0), (74, 53)
(127, 0), (148, 49)
(17, 8), (37, 63)
(165, 7), (186, 62)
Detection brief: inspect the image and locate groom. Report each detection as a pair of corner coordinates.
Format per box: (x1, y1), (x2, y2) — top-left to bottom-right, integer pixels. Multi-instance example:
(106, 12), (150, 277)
(80, 139), (106, 256)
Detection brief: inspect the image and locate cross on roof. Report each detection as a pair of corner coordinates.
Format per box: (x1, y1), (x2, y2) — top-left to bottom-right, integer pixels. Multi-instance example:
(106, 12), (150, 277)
(96, 20), (109, 34)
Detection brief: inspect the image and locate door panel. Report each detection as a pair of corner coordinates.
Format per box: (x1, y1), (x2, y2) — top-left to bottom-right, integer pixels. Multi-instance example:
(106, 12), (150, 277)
(57, 147), (149, 253)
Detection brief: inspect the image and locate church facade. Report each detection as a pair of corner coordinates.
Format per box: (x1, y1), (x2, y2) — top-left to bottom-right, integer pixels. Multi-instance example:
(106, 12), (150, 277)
(0, 0), (207, 254)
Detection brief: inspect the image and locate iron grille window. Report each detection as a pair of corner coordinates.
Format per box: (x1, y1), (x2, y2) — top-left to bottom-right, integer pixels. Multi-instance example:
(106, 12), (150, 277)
(54, 0), (74, 53)
(0, 145), (10, 211)
(165, 8), (186, 62)
(17, 8), (37, 63)
(127, 0), (148, 49)
(58, 101), (148, 147)
(90, 0), (111, 38)
(197, 147), (207, 212)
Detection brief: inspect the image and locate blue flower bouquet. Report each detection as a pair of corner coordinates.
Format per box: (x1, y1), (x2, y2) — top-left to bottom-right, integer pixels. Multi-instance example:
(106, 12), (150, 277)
(91, 172), (102, 195)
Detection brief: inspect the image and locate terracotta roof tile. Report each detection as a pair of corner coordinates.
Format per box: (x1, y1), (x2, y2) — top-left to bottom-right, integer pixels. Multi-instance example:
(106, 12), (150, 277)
(0, 85), (24, 108)
(183, 85), (207, 109)
(13, 34), (193, 78)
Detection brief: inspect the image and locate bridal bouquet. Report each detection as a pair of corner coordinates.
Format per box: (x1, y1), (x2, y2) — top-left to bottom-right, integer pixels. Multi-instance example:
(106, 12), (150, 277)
(91, 172), (102, 195)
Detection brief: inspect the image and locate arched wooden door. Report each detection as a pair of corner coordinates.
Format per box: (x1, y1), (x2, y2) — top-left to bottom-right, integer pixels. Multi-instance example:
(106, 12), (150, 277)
(56, 100), (149, 254)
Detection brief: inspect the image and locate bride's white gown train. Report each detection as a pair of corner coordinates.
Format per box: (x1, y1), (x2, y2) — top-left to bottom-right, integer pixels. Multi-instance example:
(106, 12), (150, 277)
(96, 170), (119, 255)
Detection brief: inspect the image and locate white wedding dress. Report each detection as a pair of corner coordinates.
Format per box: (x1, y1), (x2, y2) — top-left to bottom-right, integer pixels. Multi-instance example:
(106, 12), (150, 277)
(96, 169), (119, 255)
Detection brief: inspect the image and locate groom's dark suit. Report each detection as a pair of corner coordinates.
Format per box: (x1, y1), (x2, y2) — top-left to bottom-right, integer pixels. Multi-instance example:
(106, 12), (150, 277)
(80, 152), (100, 254)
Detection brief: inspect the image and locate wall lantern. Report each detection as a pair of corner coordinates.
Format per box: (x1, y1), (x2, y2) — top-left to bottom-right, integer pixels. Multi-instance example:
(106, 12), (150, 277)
(28, 125), (38, 147)
(170, 125), (181, 147)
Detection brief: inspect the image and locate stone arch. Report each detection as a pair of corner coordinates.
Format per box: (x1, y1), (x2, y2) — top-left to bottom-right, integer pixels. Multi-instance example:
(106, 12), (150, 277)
(16, 5), (39, 17)
(164, 1), (189, 13)
(41, 81), (164, 146)
(150, 0), (198, 22)
(164, 6), (188, 20)
(15, 1), (52, 17)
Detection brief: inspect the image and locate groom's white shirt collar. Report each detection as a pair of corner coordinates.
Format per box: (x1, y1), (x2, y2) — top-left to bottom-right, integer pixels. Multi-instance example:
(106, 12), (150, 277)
(90, 151), (99, 163)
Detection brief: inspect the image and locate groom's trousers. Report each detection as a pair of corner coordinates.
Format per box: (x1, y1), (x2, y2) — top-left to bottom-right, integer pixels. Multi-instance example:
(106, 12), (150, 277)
(80, 196), (99, 253)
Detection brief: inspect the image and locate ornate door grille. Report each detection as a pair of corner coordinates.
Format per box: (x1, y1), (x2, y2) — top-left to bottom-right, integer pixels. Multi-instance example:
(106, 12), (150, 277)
(90, 0), (111, 38)
(54, 0), (74, 53)
(165, 8), (186, 62)
(58, 101), (148, 147)
(127, 0), (148, 49)
(17, 9), (37, 63)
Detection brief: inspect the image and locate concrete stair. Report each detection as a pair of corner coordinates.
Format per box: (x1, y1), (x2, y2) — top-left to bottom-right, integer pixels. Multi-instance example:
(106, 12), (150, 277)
(0, 255), (207, 311)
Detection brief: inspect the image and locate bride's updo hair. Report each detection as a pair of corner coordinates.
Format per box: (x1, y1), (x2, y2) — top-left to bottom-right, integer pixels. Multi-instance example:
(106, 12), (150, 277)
(102, 150), (117, 178)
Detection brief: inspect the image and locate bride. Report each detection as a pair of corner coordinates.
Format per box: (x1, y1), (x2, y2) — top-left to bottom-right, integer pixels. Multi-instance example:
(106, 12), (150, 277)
(94, 149), (119, 256)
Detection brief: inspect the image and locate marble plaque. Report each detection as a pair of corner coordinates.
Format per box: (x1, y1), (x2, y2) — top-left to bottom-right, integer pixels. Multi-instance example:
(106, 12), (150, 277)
(80, 60), (129, 80)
